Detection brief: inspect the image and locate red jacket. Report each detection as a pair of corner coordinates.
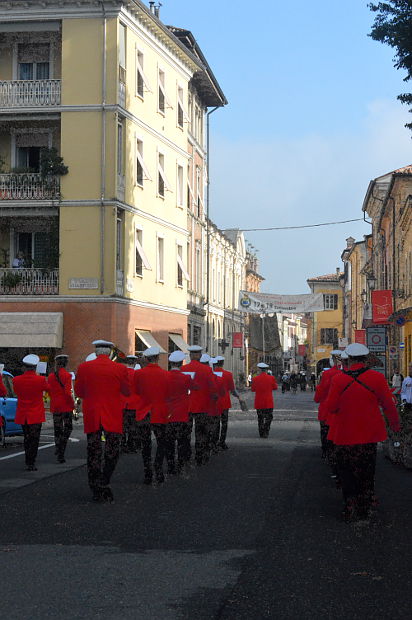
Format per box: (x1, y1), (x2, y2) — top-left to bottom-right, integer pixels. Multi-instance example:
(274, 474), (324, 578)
(0, 375), (6, 398)
(166, 369), (193, 422)
(314, 366), (341, 422)
(325, 363), (400, 445)
(124, 367), (149, 419)
(183, 360), (218, 413)
(209, 372), (226, 416)
(218, 368), (235, 411)
(74, 355), (130, 434)
(251, 373), (278, 410)
(13, 371), (48, 424)
(133, 363), (169, 424)
(48, 368), (75, 413)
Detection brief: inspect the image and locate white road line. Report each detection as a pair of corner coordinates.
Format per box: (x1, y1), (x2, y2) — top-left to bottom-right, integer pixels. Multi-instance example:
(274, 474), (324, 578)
(0, 443), (55, 461)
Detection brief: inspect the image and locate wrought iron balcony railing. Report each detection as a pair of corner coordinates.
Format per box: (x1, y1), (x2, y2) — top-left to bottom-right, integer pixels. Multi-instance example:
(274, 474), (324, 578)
(0, 268), (59, 295)
(0, 173), (60, 200)
(0, 80), (61, 108)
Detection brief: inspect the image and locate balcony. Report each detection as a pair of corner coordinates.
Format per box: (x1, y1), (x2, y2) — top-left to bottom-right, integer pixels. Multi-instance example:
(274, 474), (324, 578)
(0, 173), (60, 200)
(0, 80), (61, 108)
(0, 268), (59, 295)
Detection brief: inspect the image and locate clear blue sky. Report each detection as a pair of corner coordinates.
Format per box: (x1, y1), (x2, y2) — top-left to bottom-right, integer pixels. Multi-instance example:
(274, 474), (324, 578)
(160, 0), (412, 293)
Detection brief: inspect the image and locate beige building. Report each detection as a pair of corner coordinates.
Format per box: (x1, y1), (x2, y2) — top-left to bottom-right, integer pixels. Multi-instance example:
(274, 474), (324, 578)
(0, 0), (225, 370)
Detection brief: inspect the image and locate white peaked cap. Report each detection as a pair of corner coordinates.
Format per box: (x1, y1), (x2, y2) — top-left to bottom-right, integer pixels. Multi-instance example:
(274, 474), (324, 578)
(215, 356), (225, 362)
(200, 353), (211, 363)
(22, 354), (40, 366)
(55, 354), (69, 360)
(143, 346), (161, 357)
(187, 345), (202, 352)
(346, 343), (370, 357)
(331, 349), (342, 356)
(340, 351), (349, 360)
(169, 350), (186, 363)
(209, 357), (218, 366)
(257, 362), (269, 369)
(93, 339), (114, 348)
(126, 354), (138, 361)
(85, 352), (97, 362)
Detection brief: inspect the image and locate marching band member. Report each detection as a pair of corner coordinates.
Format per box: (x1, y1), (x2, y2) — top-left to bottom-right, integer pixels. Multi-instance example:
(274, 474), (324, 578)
(48, 354), (75, 464)
(166, 350), (193, 474)
(251, 363), (278, 438)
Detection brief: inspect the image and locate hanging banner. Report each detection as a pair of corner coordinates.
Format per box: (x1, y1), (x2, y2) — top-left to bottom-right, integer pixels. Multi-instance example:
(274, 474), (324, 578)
(371, 290), (393, 324)
(354, 329), (366, 345)
(298, 344), (307, 357)
(232, 332), (243, 348)
(239, 290), (325, 314)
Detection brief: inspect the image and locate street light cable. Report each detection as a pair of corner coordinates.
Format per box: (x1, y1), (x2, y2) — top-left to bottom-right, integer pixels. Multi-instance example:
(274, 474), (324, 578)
(222, 218), (364, 232)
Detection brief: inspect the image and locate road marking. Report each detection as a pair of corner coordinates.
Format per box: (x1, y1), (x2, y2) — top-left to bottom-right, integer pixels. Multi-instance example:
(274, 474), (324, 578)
(0, 443), (55, 461)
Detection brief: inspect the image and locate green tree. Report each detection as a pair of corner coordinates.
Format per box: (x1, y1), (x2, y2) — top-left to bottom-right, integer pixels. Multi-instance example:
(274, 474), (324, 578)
(369, 1), (412, 130)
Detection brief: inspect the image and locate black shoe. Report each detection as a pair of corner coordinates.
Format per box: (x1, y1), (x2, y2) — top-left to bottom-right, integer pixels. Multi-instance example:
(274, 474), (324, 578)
(219, 442), (229, 450)
(101, 487), (114, 503)
(91, 487), (103, 502)
(25, 464), (37, 471)
(156, 473), (165, 484)
(143, 475), (153, 485)
(57, 457), (66, 464)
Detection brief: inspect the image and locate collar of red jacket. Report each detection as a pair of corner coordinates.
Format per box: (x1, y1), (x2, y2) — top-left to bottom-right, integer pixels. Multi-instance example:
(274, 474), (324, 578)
(348, 362), (366, 371)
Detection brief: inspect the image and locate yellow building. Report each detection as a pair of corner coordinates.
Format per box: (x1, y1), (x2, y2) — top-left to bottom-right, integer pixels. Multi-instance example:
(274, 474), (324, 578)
(340, 235), (372, 343)
(0, 0), (224, 369)
(307, 272), (344, 373)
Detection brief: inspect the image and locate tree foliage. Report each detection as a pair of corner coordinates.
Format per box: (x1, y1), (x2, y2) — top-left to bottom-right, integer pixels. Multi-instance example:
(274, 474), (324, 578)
(369, 1), (412, 130)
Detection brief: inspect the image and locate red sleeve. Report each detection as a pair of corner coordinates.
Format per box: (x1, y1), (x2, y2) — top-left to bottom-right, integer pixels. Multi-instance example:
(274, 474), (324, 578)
(314, 372), (331, 403)
(120, 365), (131, 397)
(324, 374), (345, 414)
(74, 365), (86, 398)
(0, 376), (6, 397)
(375, 374), (400, 432)
(271, 377), (278, 390)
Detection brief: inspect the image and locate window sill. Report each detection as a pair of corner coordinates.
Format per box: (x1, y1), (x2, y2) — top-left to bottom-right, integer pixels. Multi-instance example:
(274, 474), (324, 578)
(136, 93), (144, 101)
(135, 273), (143, 279)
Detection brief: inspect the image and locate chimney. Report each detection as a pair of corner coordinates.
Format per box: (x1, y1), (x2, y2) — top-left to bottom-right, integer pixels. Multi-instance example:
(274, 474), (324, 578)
(149, 1), (155, 13)
(346, 236), (355, 248)
(336, 267), (340, 276)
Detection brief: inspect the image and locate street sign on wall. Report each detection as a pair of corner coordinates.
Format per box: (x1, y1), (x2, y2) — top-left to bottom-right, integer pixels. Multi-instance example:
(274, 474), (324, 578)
(366, 326), (386, 352)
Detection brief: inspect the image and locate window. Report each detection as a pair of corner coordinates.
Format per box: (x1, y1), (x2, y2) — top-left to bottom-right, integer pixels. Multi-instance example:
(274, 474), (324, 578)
(157, 236), (164, 282)
(117, 120), (124, 176)
(323, 294), (338, 310)
(18, 43), (50, 80)
(193, 325), (201, 346)
(196, 167), (202, 218)
(158, 69), (165, 114)
(136, 139), (151, 187)
(195, 244), (201, 293)
(320, 328), (338, 345)
(177, 243), (189, 287)
(135, 229), (151, 276)
(119, 23), (126, 82)
(177, 86), (189, 128)
(157, 152), (171, 198)
(136, 50), (144, 97)
(177, 164), (184, 206)
(116, 212), (123, 271)
(17, 146), (41, 171)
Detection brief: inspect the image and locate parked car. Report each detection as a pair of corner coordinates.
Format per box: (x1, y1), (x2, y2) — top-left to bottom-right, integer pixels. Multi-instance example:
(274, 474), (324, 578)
(0, 371), (22, 445)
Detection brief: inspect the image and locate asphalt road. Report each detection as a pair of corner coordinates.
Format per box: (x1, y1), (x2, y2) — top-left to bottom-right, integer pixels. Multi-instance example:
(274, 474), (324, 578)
(1, 389), (412, 619)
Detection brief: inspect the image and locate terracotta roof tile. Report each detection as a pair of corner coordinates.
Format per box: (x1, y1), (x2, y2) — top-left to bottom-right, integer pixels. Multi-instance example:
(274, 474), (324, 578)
(307, 273), (340, 282)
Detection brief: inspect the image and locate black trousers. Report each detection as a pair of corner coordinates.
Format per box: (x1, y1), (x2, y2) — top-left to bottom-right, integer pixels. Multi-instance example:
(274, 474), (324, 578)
(53, 412), (73, 459)
(22, 423), (42, 467)
(208, 416), (220, 451)
(167, 421), (192, 471)
(151, 423), (169, 478)
(122, 409), (139, 450)
(136, 415), (152, 476)
(219, 409), (229, 445)
(335, 443), (377, 512)
(191, 412), (209, 463)
(320, 421), (329, 456)
(257, 409), (273, 437)
(86, 429), (121, 490)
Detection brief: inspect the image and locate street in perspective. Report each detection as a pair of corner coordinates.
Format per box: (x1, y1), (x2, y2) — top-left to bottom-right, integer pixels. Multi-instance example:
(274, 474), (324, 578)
(1, 0), (412, 618)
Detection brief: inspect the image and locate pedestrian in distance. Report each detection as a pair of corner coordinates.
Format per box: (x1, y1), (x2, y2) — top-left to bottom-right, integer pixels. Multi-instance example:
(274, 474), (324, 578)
(325, 343), (400, 522)
(251, 363), (278, 438)
(183, 346), (218, 466)
(214, 355), (243, 450)
(400, 366), (412, 409)
(74, 340), (130, 503)
(48, 354), (75, 464)
(166, 350), (194, 474)
(13, 354), (48, 471)
(133, 346), (170, 484)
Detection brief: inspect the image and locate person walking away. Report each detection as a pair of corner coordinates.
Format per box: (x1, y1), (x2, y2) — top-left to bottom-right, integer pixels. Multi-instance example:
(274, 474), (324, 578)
(183, 346), (218, 465)
(401, 365), (412, 409)
(290, 373), (298, 394)
(208, 358), (226, 454)
(393, 368), (404, 404)
(251, 363), (278, 438)
(215, 355), (242, 450)
(300, 372), (307, 391)
(326, 343), (400, 522)
(133, 347), (170, 484)
(314, 350), (342, 460)
(48, 354), (75, 463)
(122, 355), (142, 453)
(310, 372), (316, 391)
(13, 354), (48, 471)
(75, 339), (130, 502)
(166, 351), (194, 474)
(281, 372), (290, 393)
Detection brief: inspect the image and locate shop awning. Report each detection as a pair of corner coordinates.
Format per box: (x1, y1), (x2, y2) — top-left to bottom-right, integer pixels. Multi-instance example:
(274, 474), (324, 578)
(169, 333), (189, 353)
(0, 312), (63, 348)
(135, 330), (166, 353)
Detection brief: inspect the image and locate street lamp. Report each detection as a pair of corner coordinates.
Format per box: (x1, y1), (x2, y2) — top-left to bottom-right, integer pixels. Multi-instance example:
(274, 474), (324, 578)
(366, 273), (376, 291)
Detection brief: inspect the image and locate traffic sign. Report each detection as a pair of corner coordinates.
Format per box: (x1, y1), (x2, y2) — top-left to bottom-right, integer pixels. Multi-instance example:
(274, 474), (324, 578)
(399, 342), (405, 350)
(366, 327), (386, 352)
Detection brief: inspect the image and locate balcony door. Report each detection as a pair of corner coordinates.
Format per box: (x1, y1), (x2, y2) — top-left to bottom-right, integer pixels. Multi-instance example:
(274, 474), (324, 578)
(16, 146), (41, 172)
(14, 231), (53, 269)
(18, 43), (50, 80)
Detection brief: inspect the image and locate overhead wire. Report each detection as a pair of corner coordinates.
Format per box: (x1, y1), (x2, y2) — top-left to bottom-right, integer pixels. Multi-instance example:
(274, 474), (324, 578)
(222, 218), (365, 232)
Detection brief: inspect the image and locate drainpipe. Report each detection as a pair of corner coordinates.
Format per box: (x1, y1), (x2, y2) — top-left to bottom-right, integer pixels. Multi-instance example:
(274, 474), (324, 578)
(205, 106), (219, 351)
(99, 1), (107, 294)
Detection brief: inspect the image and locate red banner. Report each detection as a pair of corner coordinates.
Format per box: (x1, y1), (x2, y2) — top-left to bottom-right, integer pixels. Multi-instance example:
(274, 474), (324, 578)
(232, 332), (243, 348)
(298, 344), (307, 357)
(372, 290), (393, 324)
(354, 329), (366, 345)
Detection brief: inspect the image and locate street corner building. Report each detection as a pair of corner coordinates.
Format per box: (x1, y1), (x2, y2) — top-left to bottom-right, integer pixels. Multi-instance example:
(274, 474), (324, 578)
(0, 0), (228, 372)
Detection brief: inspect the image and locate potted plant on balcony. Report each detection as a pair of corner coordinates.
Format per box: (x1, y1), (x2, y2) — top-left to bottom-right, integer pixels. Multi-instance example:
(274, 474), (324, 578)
(1, 271), (23, 290)
(40, 148), (68, 197)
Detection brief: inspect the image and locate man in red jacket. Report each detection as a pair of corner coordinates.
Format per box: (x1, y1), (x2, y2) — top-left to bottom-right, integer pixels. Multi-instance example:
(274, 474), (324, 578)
(251, 363), (278, 438)
(75, 339), (130, 502)
(166, 350), (194, 474)
(184, 346), (218, 465)
(325, 343), (400, 521)
(121, 355), (142, 453)
(133, 346), (170, 484)
(214, 356), (242, 450)
(13, 354), (48, 471)
(48, 354), (75, 464)
(314, 350), (342, 459)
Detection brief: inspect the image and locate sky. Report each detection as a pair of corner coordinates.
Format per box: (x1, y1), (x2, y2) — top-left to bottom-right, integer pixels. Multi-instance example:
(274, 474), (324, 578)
(159, 0), (412, 294)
